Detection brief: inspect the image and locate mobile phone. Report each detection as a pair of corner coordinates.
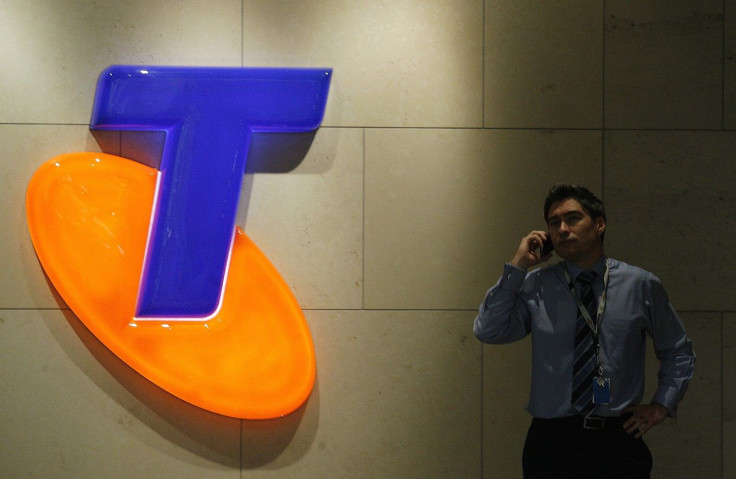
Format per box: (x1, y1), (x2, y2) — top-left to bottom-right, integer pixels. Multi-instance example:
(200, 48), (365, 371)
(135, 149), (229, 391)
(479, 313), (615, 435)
(540, 236), (554, 256)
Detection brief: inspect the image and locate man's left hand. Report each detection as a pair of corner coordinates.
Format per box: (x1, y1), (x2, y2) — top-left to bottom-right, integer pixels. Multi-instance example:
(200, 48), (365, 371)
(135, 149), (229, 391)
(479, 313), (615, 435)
(623, 403), (669, 438)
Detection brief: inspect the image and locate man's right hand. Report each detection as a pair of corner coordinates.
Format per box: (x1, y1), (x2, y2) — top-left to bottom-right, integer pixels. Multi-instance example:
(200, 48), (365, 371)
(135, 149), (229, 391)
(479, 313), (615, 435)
(510, 230), (552, 270)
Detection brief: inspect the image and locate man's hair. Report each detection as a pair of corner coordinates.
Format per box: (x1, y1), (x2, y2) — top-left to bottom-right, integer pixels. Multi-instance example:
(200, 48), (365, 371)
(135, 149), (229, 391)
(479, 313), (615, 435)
(543, 183), (606, 224)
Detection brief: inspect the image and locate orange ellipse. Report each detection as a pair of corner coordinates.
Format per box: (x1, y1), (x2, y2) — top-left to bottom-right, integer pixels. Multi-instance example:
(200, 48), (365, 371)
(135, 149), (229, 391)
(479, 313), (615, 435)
(26, 152), (315, 419)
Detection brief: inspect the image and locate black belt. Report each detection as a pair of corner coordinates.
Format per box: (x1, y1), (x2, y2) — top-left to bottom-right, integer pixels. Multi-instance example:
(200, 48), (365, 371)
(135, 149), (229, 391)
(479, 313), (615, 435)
(534, 414), (630, 431)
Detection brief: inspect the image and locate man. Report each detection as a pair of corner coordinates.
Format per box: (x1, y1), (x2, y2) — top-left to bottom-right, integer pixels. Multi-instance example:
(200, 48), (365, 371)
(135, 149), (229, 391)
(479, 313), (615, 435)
(474, 183), (695, 479)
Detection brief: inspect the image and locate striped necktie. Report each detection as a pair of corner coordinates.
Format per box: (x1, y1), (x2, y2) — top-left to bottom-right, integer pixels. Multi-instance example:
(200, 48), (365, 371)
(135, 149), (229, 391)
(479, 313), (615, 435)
(572, 270), (598, 415)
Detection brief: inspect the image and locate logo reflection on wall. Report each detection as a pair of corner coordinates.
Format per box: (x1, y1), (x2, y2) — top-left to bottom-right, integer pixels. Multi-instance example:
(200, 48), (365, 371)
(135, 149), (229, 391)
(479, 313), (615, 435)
(25, 65), (332, 419)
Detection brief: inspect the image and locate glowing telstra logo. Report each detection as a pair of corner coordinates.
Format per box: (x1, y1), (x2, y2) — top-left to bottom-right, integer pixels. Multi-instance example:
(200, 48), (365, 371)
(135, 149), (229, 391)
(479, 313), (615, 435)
(26, 66), (332, 419)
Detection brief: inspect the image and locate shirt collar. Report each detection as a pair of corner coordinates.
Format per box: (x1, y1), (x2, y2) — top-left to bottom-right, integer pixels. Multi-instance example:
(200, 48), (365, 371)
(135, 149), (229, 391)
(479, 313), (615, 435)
(565, 255), (607, 282)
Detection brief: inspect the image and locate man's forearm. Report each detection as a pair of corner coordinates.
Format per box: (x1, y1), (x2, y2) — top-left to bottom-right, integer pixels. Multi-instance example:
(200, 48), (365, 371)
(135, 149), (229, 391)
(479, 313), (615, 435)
(473, 264), (529, 344)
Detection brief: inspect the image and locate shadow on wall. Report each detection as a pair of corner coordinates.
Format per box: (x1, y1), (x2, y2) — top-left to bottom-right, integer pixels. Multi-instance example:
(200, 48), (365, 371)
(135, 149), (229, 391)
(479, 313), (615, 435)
(39, 279), (319, 468)
(91, 129), (319, 174)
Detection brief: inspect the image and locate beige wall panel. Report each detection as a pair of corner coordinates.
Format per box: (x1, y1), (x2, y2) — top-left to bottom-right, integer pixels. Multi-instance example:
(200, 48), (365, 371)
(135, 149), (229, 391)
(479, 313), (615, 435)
(0, 0), (241, 124)
(0, 125), (106, 309)
(239, 128), (363, 310)
(604, 1), (723, 129)
(241, 310), (481, 478)
(481, 337), (532, 479)
(725, 0), (736, 129)
(725, 314), (736, 477)
(1, 1), (733, 478)
(242, 0), (483, 128)
(484, 0), (603, 129)
(364, 128), (601, 310)
(644, 313), (721, 478)
(604, 131), (736, 311)
(0, 310), (241, 478)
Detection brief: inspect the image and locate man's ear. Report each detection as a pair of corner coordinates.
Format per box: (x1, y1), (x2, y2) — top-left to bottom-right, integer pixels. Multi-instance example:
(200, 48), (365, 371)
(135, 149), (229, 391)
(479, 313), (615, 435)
(595, 216), (606, 236)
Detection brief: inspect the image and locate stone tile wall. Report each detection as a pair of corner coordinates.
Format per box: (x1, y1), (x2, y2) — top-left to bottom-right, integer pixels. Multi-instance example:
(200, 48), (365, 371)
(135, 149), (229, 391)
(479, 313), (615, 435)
(1, 1), (732, 477)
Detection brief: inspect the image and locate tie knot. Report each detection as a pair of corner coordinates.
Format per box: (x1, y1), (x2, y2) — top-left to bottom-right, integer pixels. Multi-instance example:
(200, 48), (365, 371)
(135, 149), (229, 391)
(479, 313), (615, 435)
(577, 270), (596, 285)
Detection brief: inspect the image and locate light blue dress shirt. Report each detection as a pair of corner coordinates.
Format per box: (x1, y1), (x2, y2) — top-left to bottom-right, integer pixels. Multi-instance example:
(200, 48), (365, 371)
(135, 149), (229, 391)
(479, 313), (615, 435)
(474, 256), (695, 419)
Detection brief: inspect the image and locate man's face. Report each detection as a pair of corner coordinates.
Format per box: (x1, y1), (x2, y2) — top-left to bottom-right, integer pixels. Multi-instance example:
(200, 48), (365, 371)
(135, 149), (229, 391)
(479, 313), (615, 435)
(546, 198), (605, 264)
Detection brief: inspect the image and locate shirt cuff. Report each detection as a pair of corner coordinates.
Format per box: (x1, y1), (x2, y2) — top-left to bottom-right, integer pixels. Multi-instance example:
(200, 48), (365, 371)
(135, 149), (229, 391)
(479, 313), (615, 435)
(651, 390), (678, 418)
(500, 263), (527, 290)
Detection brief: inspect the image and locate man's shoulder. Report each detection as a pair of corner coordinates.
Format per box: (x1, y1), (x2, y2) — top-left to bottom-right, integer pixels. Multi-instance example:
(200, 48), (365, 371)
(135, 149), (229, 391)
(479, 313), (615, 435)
(518, 262), (566, 296)
(607, 258), (660, 282)
(527, 260), (566, 280)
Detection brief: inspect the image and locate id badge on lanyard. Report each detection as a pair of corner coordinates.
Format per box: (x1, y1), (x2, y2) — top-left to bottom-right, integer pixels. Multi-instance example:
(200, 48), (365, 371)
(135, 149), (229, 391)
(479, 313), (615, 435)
(565, 260), (611, 405)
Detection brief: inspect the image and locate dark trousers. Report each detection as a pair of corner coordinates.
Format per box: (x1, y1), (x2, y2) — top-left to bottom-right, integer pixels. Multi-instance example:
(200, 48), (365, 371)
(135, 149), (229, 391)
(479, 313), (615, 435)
(522, 416), (653, 479)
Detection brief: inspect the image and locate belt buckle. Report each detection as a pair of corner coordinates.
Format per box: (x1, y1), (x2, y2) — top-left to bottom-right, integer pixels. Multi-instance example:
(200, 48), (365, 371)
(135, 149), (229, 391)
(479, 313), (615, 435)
(583, 416), (605, 430)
